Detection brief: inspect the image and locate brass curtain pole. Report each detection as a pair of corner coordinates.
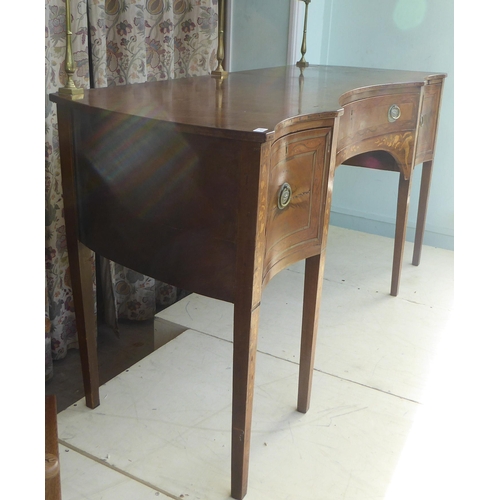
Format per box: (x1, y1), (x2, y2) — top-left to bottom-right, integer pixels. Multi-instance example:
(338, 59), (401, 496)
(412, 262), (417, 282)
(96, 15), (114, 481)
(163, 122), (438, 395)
(59, 0), (84, 98)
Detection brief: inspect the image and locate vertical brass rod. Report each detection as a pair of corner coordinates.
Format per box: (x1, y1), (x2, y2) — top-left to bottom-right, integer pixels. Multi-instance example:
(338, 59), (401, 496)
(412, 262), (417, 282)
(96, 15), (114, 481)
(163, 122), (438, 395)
(59, 0), (84, 98)
(296, 0), (311, 68)
(212, 0), (228, 78)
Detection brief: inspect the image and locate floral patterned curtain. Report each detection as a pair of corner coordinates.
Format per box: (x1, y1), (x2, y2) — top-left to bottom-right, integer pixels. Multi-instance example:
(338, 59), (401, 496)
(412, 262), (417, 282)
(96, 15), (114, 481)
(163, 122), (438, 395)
(45, 0), (219, 380)
(45, 0), (91, 381)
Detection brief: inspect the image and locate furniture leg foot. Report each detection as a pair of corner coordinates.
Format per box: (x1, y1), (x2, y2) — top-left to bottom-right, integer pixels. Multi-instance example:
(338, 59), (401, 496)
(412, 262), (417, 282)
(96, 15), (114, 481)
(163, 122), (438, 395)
(57, 105), (100, 409)
(391, 173), (412, 297)
(297, 252), (326, 413)
(45, 395), (62, 500)
(412, 160), (433, 266)
(231, 301), (261, 499)
(75, 242), (100, 409)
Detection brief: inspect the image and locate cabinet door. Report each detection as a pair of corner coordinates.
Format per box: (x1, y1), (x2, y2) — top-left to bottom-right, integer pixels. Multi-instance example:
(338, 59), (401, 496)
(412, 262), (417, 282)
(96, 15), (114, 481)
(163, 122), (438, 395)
(263, 127), (332, 283)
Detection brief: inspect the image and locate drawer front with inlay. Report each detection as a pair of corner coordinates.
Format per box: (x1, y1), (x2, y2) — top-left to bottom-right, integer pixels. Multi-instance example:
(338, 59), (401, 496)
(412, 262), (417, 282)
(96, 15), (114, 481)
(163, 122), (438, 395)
(336, 91), (421, 175)
(263, 127), (332, 282)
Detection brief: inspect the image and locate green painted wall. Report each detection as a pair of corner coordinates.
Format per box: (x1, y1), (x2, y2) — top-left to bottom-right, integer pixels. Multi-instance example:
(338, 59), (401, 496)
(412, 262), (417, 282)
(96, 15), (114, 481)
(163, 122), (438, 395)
(229, 0), (454, 249)
(229, 0), (291, 72)
(307, 0), (454, 249)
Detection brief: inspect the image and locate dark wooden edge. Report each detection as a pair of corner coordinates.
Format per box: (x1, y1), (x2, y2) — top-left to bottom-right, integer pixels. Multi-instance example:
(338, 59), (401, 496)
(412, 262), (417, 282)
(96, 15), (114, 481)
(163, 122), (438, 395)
(45, 395), (62, 500)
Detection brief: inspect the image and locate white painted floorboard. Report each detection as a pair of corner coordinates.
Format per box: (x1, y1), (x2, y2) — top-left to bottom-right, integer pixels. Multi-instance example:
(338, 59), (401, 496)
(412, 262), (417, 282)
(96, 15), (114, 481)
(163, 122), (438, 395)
(57, 227), (455, 499)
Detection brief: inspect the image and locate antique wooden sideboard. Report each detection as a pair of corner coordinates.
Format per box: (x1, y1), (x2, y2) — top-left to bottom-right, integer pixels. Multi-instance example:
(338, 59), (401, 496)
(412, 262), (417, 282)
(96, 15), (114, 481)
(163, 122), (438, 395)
(50, 64), (445, 499)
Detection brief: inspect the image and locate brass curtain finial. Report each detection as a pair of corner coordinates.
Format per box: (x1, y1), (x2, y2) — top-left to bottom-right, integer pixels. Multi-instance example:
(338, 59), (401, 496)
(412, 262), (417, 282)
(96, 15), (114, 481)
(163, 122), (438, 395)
(296, 0), (311, 68)
(212, 0), (228, 79)
(59, 0), (84, 98)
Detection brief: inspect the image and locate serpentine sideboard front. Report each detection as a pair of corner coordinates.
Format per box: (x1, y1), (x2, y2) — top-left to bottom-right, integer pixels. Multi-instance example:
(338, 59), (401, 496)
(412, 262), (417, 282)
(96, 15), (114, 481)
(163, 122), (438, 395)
(50, 64), (445, 499)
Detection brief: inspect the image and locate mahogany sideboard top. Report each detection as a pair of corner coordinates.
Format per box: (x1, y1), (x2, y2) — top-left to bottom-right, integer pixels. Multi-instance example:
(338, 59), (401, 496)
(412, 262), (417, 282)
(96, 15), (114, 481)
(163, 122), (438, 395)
(51, 64), (444, 144)
(49, 64), (445, 499)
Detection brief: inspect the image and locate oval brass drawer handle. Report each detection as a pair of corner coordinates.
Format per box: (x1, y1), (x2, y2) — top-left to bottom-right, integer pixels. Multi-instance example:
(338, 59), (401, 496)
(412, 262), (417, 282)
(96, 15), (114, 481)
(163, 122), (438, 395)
(388, 104), (401, 122)
(278, 182), (292, 209)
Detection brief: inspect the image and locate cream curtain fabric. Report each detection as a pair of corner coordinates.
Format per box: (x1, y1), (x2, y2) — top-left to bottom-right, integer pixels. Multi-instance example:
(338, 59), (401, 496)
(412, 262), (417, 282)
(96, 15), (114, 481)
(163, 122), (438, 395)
(45, 0), (219, 379)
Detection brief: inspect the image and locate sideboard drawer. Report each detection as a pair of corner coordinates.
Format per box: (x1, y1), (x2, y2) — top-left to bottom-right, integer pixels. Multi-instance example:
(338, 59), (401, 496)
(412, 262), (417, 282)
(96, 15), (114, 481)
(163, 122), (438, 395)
(263, 127), (332, 282)
(337, 91), (421, 172)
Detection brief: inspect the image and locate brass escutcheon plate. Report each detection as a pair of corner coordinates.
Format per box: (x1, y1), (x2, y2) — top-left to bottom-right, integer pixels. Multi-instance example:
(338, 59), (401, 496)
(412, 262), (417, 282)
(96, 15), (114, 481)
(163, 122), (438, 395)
(278, 182), (292, 209)
(388, 104), (401, 122)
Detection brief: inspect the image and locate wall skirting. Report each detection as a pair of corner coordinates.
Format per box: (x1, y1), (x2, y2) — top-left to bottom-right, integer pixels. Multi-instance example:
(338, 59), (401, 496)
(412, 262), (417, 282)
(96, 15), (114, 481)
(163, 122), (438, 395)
(329, 211), (454, 251)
